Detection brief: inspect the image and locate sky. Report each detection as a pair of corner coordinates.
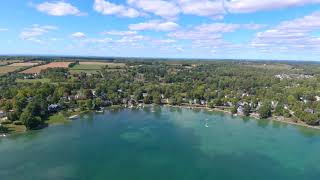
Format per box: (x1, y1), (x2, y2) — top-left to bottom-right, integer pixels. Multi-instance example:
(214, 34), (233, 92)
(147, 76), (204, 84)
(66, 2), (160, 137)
(0, 0), (320, 61)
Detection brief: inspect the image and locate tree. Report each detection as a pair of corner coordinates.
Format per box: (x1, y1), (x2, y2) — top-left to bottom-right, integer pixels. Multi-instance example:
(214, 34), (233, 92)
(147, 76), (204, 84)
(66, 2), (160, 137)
(84, 89), (94, 99)
(19, 110), (42, 130)
(0, 125), (8, 133)
(304, 113), (319, 125)
(86, 99), (94, 110)
(152, 93), (162, 105)
(95, 98), (103, 109)
(243, 104), (251, 116)
(7, 112), (19, 122)
(259, 103), (272, 119)
(208, 98), (222, 108)
(274, 104), (284, 116)
(143, 95), (152, 104)
(231, 105), (237, 114)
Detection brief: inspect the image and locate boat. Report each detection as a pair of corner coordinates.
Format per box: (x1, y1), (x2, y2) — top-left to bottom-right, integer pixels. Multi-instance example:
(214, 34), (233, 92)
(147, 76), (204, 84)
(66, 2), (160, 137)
(69, 115), (79, 120)
(96, 110), (104, 113)
(205, 119), (209, 127)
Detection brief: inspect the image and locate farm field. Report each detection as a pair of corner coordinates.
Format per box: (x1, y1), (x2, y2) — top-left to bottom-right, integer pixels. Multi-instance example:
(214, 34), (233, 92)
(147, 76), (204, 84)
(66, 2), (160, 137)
(79, 61), (126, 67)
(21, 62), (73, 74)
(0, 66), (23, 75)
(0, 60), (22, 66)
(0, 61), (38, 75)
(9, 62), (39, 67)
(70, 61), (125, 74)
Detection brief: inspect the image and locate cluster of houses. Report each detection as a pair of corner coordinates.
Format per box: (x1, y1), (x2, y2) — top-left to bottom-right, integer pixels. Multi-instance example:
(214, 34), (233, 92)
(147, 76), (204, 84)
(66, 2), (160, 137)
(275, 73), (314, 80)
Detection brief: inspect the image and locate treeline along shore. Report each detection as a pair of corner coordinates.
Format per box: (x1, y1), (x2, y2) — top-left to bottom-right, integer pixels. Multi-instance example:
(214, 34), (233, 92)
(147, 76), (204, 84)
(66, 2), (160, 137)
(1, 56), (320, 134)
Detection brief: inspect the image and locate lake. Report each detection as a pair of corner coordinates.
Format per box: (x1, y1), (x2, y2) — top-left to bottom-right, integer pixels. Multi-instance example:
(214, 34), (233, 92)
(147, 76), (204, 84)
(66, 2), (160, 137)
(1, 106), (320, 180)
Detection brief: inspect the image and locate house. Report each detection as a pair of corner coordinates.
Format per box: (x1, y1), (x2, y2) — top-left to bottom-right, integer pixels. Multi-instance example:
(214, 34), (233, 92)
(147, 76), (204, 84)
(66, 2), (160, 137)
(200, 100), (206, 105)
(304, 108), (315, 114)
(75, 92), (86, 100)
(67, 95), (76, 101)
(142, 93), (148, 98)
(237, 106), (244, 115)
(0, 110), (6, 118)
(225, 102), (233, 107)
(48, 104), (60, 112)
(122, 98), (129, 105)
(92, 90), (97, 97)
(271, 101), (278, 109)
(128, 98), (137, 107)
(193, 99), (198, 104)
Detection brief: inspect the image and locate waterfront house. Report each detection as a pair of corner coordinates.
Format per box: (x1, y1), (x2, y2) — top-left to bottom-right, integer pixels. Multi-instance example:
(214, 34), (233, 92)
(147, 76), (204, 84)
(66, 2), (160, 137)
(0, 110), (6, 118)
(48, 104), (60, 112)
(304, 108), (315, 114)
(237, 106), (244, 115)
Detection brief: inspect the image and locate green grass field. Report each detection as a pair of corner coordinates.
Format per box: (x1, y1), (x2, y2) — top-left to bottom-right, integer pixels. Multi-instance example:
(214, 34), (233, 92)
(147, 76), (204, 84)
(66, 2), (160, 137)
(16, 78), (51, 83)
(70, 64), (105, 74)
(3, 124), (26, 134)
(46, 113), (70, 125)
(70, 62), (126, 74)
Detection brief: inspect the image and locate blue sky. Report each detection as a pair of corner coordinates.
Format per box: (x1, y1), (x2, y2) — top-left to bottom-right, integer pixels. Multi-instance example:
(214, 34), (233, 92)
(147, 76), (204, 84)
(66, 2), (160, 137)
(0, 0), (320, 60)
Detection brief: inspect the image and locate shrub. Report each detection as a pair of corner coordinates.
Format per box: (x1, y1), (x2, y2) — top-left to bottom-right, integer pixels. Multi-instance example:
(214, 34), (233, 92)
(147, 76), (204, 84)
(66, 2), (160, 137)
(259, 103), (272, 119)
(13, 121), (23, 125)
(0, 120), (12, 125)
(0, 125), (8, 133)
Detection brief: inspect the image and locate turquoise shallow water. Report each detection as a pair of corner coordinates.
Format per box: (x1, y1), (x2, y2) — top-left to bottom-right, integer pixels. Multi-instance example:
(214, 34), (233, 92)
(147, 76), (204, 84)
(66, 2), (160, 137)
(1, 106), (320, 180)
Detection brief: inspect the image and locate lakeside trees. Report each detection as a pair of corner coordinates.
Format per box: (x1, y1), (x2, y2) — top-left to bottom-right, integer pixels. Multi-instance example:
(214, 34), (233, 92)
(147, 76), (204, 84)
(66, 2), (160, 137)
(1, 59), (320, 130)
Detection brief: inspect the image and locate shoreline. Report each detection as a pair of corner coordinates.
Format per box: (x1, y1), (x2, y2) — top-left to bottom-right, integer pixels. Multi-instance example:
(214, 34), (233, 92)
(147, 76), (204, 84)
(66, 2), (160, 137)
(164, 104), (320, 130)
(2, 104), (320, 136)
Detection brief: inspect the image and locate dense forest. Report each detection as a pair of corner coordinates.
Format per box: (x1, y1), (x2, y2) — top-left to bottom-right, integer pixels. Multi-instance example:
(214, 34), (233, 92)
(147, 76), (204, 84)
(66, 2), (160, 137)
(1, 56), (320, 133)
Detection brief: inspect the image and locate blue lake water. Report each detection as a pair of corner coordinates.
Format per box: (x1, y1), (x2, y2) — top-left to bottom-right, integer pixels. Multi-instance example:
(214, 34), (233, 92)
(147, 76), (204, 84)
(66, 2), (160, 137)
(1, 106), (320, 180)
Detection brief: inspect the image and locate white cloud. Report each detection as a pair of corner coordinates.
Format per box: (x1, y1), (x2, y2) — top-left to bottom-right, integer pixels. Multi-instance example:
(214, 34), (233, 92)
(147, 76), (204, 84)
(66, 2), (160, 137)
(116, 34), (146, 43)
(128, 0), (180, 19)
(91, 0), (320, 20)
(169, 22), (264, 42)
(94, 0), (141, 18)
(83, 37), (113, 44)
(178, 0), (225, 18)
(36, 1), (84, 16)
(102, 30), (138, 36)
(252, 11), (320, 52)
(20, 24), (58, 42)
(71, 32), (86, 39)
(129, 20), (179, 31)
(226, 0), (320, 13)
(0, 28), (8, 32)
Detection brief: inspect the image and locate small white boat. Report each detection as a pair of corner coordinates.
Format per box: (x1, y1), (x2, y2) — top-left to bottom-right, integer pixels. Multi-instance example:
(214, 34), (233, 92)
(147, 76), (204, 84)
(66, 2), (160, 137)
(69, 115), (79, 119)
(0, 134), (6, 137)
(205, 119), (209, 128)
(96, 110), (104, 113)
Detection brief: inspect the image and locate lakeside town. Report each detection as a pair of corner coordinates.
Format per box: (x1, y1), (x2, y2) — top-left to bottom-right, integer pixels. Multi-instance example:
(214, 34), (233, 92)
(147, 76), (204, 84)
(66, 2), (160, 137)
(1, 56), (320, 134)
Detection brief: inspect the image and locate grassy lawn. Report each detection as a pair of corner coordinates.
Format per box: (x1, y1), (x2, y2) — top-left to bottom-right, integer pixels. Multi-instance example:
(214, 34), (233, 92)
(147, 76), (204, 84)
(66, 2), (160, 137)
(46, 113), (70, 125)
(70, 69), (101, 74)
(4, 124), (27, 134)
(16, 78), (51, 83)
(72, 64), (106, 70)
(70, 62), (126, 74)
(70, 64), (104, 74)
